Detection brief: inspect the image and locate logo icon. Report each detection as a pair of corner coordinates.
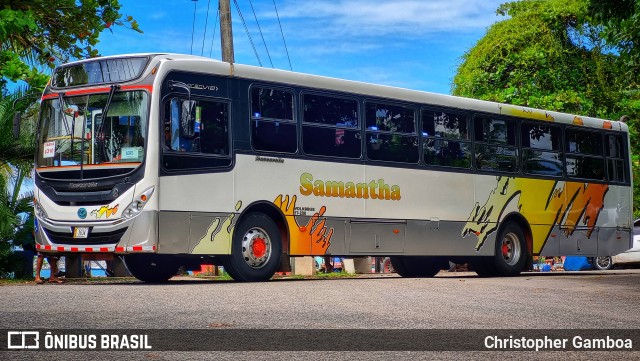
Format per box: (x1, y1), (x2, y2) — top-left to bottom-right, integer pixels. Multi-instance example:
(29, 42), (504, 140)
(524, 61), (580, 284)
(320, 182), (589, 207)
(77, 208), (87, 219)
(7, 331), (39, 349)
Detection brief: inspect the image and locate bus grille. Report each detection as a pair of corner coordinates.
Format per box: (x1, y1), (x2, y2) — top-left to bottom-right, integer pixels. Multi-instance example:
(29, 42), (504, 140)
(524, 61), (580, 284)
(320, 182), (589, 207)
(42, 227), (128, 245)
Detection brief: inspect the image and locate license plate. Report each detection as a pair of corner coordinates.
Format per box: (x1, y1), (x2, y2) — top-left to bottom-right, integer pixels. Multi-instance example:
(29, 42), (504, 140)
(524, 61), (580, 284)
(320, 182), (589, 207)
(73, 227), (89, 239)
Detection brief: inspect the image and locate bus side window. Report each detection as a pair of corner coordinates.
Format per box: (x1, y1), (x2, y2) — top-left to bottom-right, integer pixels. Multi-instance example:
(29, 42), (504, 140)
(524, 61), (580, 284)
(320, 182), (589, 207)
(365, 102), (418, 163)
(250, 86), (297, 153)
(473, 116), (518, 173)
(606, 134), (627, 183)
(422, 109), (471, 168)
(199, 101), (229, 155)
(162, 97), (231, 171)
(521, 123), (562, 177)
(302, 93), (361, 159)
(565, 128), (604, 181)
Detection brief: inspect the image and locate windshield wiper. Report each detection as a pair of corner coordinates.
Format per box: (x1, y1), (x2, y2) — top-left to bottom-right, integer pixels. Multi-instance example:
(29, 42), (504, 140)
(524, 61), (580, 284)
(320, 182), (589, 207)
(57, 93), (70, 136)
(97, 85), (120, 162)
(98, 85), (120, 134)
(100, 84), (120, 128)
(55, 92), (74, 167)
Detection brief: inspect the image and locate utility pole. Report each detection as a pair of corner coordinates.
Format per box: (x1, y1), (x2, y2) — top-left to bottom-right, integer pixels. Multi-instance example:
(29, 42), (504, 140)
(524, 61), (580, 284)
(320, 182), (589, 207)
(219, 0), (235, 63)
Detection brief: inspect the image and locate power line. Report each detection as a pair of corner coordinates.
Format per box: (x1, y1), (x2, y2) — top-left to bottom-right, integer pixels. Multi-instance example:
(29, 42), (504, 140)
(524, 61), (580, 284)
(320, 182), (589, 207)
(201, 0), (211, 56)
(248, 0), (273, 68)
(232, 0), (262, 66)
(209, 8), (220, 58)
(190, 0), (198, 55)
(272, 0), (292, 71)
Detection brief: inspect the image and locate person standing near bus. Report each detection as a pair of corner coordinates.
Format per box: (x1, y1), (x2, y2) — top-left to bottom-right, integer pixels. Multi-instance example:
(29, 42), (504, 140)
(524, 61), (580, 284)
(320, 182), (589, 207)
(35, 253), (63, 284)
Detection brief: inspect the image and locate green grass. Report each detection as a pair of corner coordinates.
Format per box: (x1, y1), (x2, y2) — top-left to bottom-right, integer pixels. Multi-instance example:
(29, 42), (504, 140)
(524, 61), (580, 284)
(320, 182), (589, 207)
(313, 271), (357, 278)
(192, 271), (234, 281)
(273, 271), (357, 280)
(0, 278), (35, 285)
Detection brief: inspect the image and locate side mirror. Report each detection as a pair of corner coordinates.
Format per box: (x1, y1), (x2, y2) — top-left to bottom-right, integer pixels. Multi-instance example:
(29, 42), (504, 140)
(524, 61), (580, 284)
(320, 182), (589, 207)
(180, 100), (196, 137)
(168, 80), (192, 123)
(13, 112), (21, 139)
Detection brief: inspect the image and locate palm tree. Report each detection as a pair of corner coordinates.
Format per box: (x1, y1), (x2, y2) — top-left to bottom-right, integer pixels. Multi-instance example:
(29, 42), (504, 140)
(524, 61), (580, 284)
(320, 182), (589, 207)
(0, 88), (38, 277)
(0, 87), (38, 169)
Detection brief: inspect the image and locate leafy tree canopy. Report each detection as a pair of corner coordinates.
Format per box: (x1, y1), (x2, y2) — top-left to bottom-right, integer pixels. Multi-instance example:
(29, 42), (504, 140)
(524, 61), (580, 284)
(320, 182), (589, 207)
(589, 0), (640, 85)
(0, 0), (142, 93)
(452, 0), (623, 118)
(452, 0), (640, 217)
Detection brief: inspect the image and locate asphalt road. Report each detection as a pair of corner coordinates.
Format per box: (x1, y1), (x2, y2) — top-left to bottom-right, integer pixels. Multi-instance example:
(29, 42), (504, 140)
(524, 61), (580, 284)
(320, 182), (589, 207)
(2, 269), (640, 360)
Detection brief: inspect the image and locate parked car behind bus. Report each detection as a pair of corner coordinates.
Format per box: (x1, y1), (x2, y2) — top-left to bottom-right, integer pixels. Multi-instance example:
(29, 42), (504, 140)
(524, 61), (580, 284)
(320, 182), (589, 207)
(591, 219), (640, 270)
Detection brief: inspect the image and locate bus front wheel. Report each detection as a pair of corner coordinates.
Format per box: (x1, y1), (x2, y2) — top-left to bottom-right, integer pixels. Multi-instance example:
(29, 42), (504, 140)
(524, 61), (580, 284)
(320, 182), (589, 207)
(223, 212), (282, 282)
(123, 254), (180, 283)
(390, 256), (445, 278)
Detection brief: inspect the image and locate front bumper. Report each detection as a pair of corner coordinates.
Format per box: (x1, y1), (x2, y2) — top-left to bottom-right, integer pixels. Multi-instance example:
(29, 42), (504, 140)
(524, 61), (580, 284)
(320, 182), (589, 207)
(35, 210), (158, 254)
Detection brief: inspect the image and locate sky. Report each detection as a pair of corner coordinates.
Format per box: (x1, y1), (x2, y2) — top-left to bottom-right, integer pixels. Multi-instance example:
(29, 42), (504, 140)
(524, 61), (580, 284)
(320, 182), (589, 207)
(95, 0), (507, 95)
(10, 1), (509, 223)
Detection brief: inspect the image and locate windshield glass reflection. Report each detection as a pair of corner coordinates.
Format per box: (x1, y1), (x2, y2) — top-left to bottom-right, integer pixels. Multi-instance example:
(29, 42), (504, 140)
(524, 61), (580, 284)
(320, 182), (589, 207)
(37, 91), (148, 177)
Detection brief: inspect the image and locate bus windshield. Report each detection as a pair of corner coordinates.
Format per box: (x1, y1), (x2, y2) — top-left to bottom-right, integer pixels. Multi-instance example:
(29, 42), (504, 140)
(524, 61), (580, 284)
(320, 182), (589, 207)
(36, 90), (148, 178)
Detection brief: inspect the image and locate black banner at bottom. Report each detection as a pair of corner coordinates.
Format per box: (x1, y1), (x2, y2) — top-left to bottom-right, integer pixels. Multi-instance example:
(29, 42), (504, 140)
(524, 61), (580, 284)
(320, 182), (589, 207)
(1, 329), (638, 351)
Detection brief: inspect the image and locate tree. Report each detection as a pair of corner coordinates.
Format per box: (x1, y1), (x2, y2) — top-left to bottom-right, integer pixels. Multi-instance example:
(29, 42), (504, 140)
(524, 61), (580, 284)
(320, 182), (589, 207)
(0, 88), (38, 169)
(0, 165), (33, 278)
(0, 0), (142, 93)
(589, 0), (640, 214)
(0, 0), (142, 277)
(0, 89), (36, 277)
(452, 0), (640, 218)
(589, 0), (640, 85)
(452, 0), (622, 118)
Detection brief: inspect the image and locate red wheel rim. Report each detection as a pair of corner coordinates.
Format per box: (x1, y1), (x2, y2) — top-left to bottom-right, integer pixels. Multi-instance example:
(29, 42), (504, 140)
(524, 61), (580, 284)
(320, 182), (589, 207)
(502, 243), (510, 257)
(252, 238), (266, 258)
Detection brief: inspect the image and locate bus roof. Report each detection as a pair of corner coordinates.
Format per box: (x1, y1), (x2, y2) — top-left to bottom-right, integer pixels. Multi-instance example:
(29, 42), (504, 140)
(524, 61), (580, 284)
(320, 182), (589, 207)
(64, 53), (630, 132)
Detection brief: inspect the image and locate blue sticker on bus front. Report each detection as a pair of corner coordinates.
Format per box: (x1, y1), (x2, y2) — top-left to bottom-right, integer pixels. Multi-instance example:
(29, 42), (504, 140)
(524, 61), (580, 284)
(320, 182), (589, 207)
(78, 208), (87, 219)
(34, 218), (38, 233)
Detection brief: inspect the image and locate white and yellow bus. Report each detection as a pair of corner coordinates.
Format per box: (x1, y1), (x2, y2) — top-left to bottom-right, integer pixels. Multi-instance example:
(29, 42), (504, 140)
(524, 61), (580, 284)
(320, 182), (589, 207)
(30, 53), (633, 282)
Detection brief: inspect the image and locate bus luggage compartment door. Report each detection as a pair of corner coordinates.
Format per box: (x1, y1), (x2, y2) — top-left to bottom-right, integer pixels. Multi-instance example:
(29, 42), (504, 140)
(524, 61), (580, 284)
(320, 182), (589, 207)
(348, 220), (405, 253)
(559, 227), (598, 256)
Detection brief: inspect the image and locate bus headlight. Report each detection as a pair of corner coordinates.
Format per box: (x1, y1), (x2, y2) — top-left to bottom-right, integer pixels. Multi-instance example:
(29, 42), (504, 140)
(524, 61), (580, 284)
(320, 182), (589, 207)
(34, 200), (49, 220)
(123, 186), (155, 219)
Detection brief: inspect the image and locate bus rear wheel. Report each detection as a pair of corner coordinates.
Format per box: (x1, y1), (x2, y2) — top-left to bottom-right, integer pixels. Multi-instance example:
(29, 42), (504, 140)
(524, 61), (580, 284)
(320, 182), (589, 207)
(492, 222), (528, 276)
(223, 212), (282, 282)
(123, 254), (180, 283)
(389, 256), (445, 278)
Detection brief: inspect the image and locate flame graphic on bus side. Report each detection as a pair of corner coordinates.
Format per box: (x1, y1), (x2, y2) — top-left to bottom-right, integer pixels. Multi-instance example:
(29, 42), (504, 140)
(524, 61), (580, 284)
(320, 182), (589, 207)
(274, 194), (334, 255)
(192, 201), (242, 254)
(462, 176), (608, 253)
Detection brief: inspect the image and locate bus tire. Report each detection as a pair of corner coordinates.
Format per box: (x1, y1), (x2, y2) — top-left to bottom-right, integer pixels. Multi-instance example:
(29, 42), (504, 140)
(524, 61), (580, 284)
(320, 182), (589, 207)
(389, 256), (444, 278)
(492, 221), (528, 276)
(123, 254), (180, 283)
(224, 212), (282, 282)
(470, 257), (499, 277)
